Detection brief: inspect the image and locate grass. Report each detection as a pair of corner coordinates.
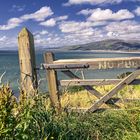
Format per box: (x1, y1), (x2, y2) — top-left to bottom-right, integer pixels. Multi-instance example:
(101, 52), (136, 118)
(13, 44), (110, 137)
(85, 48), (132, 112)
(0, 84), (140, 140)
(61, 85), (140, 109)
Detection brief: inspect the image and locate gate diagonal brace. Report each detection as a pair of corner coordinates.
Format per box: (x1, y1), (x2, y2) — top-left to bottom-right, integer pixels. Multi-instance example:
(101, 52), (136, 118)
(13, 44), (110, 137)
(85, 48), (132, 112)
(86, 69), (140, 113)
(61, 70), (120, 108)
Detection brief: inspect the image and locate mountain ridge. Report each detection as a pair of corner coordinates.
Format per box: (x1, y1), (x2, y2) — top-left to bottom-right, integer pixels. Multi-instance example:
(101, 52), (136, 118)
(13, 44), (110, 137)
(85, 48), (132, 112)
(60, 39), (140, 51)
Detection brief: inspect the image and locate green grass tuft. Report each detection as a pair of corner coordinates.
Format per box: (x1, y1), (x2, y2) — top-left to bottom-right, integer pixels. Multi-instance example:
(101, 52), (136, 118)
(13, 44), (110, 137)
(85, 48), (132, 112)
(0, 84), (140, 140)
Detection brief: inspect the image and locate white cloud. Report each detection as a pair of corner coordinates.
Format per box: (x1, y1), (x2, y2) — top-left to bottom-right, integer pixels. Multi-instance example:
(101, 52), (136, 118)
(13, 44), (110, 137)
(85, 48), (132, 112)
(40, 30), (48, 35)
(40, 18), (56, 27)
(105, 20), (140, 33)
(57, 20), (106, 46)
(74, 28), (94, 36)
(0, 18), (23, 30)
(0, 35), (17, 49)
(21, 6), (53, 21)
(63, 0), (123, 6)
(56, 15), (68, 21)
(64, 0), (140, 6)
(59, 21), (92, 33)
(107, 31), (119, 37)
(59, 20), (107, 33)
(88, 8), (134, 21)
(33, 21), (103, 48)
(105, 20), (140, 40)
(40, 15), (68, 27)
(0, 36), (7, 42)
(34, 33), (60, 48)
(3, 19), (140, 49)
(59, 20), (108, 35)
(36, 19), (140, 48)
(134, 6), (140, 16)
(0, 6), (53, 30)
(93, 21), (107, 26)
(34, 30), (49, 36)
(77, 9), (94, 16)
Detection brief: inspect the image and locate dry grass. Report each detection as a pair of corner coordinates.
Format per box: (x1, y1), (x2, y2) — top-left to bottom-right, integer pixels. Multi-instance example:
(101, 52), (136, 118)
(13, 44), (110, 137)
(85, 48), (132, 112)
(60, 85), (140, 109)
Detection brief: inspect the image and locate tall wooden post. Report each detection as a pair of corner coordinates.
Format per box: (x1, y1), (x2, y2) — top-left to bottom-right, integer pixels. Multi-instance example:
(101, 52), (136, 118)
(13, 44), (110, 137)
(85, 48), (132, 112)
(44, 52), (61, 112)
(18, 28), (38, 94)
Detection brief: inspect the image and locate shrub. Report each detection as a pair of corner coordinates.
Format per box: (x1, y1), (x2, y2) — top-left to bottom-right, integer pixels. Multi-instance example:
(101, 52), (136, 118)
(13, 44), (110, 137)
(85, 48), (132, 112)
(0, 85), (140, 140)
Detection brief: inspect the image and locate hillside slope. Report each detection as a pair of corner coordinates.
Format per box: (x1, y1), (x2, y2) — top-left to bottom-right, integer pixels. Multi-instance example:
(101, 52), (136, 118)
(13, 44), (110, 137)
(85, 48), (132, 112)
(60, 39), (140, 51)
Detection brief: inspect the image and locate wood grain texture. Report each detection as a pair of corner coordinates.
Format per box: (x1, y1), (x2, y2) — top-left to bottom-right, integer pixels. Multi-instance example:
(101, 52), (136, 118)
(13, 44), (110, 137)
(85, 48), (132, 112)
(18, 28), (37, 94)
(60, 79), (140, 86)
(54, 57), (140, 69)
(44, 52), (61, 112)
(42, 63), (89, 69)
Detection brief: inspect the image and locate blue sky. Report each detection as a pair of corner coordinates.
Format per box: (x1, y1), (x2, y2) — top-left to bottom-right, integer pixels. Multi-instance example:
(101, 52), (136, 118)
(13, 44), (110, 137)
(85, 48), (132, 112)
(0, 0), (140, 49)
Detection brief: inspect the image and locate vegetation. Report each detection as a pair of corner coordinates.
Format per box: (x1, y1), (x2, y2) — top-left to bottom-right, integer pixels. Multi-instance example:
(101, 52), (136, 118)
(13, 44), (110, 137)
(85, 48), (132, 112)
(0, 84), (140, 140)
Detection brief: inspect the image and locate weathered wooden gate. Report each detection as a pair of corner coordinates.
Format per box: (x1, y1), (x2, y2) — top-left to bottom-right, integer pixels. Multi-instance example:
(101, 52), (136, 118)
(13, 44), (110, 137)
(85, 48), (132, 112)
(17, 28), (140, 113)
(43, 52), (140, 113)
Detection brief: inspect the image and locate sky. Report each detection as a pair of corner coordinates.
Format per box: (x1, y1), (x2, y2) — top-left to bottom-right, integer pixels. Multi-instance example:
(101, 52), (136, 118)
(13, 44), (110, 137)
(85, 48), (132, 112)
(0, 0), (140, 50)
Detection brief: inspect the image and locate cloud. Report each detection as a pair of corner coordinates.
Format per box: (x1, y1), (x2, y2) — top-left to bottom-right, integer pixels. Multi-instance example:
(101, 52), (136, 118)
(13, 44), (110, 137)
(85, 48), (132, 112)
(57, 20), (107, 46)
(0, 35), (17, 49)
(77, 9), (94, 16)
(34, 32), (62, 48)
(59, 20), (107, 33)
(59, 21), (92, 33)
(34, 30), (48, 36)
(0, 6), (68, 30)
(107, 32), (119, 37)
(35, 29), (104, 48)
(55, 15), (68, 21)
(10, 5), (26, 12)
(105, 20), (140, 39)
(2, 19), (140, 49)
(105, 20), (140, 33)
(40, 18), (56, 27)
(0, 36), (7, 42)
(134, 6), (140, 16)
(0, 6), (53, 30)
(21, 6), (53, 21)
(0, 18), (23, 30)
(57, 20), (106, 46)
(63, 0), (140, 6)
(35, 19), (140, 48)
(87, 8), (134, 21)
(39, 30), (48, 35)
(63, 0), (123, 6)
(40, 15), (68, 27)
(72, 28), (95, 36)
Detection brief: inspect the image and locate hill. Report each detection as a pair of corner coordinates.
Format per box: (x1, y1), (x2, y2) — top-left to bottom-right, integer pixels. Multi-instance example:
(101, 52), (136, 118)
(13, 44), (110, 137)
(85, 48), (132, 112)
(60, 39), (140, 51)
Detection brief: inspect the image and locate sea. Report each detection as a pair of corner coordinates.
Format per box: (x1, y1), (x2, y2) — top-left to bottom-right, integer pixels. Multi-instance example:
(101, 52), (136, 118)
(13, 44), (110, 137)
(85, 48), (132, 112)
(1, 50), (140, 96)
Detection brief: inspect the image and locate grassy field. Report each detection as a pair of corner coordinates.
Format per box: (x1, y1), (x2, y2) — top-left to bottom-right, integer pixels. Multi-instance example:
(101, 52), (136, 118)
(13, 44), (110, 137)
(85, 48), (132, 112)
(0, 84), (140, 140)
(61, 85), (140, 109)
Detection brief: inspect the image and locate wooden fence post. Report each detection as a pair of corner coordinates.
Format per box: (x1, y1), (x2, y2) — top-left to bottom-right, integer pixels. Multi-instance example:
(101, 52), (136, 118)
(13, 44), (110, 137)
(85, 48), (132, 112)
(18, 28), (38, 94)
(44, 52), (61, 112)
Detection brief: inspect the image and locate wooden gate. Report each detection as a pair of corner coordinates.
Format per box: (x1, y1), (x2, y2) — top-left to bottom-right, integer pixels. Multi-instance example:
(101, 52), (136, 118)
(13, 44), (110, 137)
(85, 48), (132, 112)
(43, 52), (140, 113)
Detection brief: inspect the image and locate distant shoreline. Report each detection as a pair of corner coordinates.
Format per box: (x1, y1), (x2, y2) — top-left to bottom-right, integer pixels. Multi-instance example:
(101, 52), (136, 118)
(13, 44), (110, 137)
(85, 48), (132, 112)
(1, 49), (140, 54)
(89, 50), (140, 54)
(53, 49), (140, 54)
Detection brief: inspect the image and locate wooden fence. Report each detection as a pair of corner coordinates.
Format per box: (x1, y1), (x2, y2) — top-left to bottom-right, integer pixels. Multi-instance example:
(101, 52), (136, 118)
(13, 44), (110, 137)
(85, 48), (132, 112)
(18, 28), (140, 113)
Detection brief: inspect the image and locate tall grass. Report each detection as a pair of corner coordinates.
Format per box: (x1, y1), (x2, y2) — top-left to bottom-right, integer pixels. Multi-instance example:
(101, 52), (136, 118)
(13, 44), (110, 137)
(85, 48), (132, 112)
(0, 84), (140, 140)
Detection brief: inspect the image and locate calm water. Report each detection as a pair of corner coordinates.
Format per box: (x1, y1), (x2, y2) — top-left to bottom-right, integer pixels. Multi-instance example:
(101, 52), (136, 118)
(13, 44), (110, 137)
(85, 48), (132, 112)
(1, 50), (140, 95)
